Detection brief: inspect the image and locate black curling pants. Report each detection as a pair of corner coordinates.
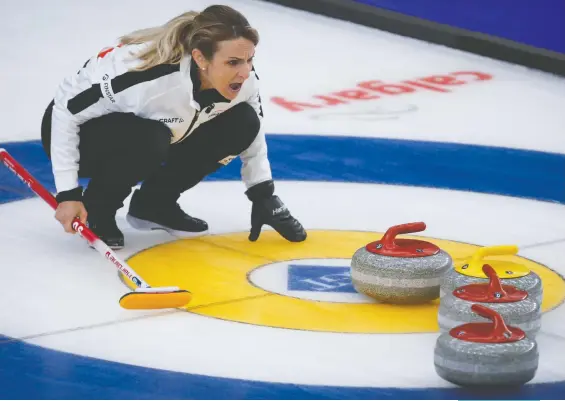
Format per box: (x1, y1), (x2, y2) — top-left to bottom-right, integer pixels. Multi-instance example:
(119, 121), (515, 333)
(41, 100), (260, 213)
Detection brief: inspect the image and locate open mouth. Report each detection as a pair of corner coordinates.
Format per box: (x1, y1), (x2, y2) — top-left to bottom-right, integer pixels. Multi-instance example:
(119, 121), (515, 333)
(229, 83), (242, 92)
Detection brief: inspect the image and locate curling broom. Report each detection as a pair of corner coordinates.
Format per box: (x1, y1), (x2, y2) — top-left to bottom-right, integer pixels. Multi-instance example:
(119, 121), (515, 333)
(0, 148), (192, 310)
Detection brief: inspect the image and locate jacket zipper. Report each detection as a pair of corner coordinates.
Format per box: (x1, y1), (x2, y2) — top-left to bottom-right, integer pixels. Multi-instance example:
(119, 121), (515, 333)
(177, 110), (201, 144)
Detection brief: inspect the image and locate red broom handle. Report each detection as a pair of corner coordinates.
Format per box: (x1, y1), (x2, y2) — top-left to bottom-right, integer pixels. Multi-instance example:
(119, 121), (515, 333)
(0, 148), (149, 289)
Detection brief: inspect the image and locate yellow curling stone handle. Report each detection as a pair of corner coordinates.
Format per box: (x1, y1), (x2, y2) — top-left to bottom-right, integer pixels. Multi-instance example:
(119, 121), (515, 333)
(455, 245), (530, 278)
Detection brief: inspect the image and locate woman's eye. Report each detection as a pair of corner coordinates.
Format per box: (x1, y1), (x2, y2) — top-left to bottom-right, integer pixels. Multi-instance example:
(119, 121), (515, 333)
(228, 60), (238, 66)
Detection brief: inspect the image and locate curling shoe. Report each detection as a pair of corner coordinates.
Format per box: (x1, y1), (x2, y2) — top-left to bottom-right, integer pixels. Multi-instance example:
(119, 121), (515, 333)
(126, 189), (209, 238)
(87, 212), (124, 250)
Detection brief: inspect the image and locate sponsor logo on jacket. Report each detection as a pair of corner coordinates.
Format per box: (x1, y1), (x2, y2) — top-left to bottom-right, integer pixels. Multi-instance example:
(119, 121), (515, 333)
(101, 74), (115, 103)
(158, 117), (185, 124)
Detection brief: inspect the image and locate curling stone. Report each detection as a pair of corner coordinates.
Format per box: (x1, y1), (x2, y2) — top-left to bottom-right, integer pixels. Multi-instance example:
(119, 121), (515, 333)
(440, 245), (543, 305)
(350, 222), (452, 304)
(434, 304), (539, 387)
(438, 264), (541, 338)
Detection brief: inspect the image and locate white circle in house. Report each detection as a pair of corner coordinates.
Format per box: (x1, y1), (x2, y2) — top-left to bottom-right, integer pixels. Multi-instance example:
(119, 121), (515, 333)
(248, 258), (377, 303)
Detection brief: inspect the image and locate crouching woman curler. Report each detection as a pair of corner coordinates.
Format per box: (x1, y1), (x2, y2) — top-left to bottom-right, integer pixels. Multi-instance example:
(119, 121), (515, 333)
(41, 5), (306, 249)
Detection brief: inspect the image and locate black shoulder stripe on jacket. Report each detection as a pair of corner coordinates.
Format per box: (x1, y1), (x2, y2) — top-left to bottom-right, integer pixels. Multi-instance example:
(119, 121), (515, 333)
(66, 64), (180, 115)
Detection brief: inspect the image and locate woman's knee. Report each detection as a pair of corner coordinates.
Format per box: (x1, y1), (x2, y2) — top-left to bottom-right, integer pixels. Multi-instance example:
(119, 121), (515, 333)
(233, 102), (260, 135)
(222, 102), (260, 151)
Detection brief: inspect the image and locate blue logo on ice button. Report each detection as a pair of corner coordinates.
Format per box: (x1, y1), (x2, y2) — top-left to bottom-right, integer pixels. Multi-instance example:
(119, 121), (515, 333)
(287, 265), (356, 293)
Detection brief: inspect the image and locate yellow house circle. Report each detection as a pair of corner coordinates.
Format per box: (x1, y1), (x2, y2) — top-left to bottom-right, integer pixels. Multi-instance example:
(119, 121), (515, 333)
(122, 230), (565, 334)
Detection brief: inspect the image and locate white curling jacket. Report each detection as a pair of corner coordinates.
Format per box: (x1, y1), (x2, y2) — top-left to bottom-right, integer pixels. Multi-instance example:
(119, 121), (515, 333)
(49, 42), (272, 194)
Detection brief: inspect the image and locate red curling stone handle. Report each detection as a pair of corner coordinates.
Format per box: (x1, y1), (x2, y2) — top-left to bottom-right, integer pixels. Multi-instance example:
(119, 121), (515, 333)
(472, 304), (525, 341)
(484, 264), (506, 296)
(454, 264), (528, 303)
(450, 304), (525, 343)
(381, 222), (427, 247)
(472, 304), (508, 326)
(365, 222), (439, 257)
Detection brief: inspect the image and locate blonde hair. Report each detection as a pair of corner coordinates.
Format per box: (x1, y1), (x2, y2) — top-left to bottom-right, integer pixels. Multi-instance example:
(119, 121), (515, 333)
(119, 5), (259, 71)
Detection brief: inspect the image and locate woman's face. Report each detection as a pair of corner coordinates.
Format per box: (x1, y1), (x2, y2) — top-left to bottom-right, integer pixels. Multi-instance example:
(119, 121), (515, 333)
(194, 37), (256, 100)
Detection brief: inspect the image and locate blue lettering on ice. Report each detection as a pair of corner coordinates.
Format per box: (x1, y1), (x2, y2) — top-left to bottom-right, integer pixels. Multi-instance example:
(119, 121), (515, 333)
(287, 265), (355, 293)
